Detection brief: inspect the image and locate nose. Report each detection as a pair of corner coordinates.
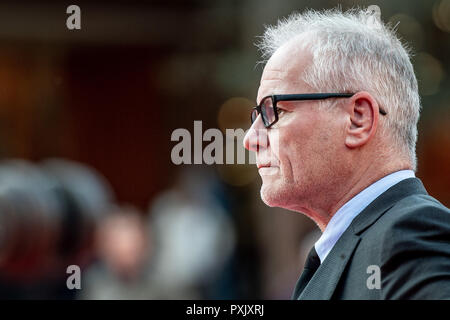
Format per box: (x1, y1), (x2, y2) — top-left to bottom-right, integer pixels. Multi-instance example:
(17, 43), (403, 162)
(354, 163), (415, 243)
(243, 114), (269, 153)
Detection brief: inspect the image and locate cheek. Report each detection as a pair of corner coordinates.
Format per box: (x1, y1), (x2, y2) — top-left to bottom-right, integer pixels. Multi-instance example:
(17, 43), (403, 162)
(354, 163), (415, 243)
(270, 113), (307, 157)
(268, 130), (280, 160)
(273, 128), (310, 177)
(280, 123), (335, 175)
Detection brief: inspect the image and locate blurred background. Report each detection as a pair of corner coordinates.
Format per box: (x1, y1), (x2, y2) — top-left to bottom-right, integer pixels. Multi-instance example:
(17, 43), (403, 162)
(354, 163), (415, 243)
(0, 0), (448, 299)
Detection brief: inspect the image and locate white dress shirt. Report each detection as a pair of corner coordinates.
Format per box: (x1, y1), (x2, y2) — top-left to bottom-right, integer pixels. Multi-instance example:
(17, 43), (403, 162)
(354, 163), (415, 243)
(314, 170), (416, 263)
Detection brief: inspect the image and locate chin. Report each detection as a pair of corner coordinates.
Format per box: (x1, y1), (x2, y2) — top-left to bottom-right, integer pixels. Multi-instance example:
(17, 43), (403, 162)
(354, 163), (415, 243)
(260, 183), (289, 208)
(260, 193), (276, 207)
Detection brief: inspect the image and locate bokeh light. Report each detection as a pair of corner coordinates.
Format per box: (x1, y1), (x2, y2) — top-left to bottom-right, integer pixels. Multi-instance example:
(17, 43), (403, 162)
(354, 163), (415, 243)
(388, 13), (425, 49)
(217, 97), (254, 131)
(433, 0), (450, 33)
(414, 52), (445, 96)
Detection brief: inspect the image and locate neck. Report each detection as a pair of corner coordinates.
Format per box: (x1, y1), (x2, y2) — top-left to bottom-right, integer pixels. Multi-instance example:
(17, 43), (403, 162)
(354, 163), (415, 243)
(291, 160), (412, 232)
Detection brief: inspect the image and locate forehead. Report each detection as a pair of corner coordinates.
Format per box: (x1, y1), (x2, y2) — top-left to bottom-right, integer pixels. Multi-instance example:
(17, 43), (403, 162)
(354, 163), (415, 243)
(258, 37), (313, 101)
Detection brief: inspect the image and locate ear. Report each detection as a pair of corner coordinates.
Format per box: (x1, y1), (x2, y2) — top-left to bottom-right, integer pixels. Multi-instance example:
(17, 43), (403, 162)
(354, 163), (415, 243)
(345, 91), (380, 149)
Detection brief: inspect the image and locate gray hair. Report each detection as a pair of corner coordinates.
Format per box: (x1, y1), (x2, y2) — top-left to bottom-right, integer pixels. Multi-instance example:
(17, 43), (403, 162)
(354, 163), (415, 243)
(257, 7), (421, 170)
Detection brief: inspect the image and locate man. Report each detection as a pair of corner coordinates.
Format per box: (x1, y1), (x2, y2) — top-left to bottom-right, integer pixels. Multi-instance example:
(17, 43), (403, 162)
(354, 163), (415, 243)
(243, 7), (450, 299)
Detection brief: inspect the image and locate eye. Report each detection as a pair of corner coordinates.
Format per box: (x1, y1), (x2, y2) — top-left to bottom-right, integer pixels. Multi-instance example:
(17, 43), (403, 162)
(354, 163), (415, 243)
(277, 108), (285, 115)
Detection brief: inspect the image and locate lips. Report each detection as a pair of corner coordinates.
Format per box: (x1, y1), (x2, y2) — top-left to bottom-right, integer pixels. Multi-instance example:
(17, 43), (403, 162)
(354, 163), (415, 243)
(257, 156), (279, 169)
(257, 162), (279, 169)
(257, 165), (279, 176)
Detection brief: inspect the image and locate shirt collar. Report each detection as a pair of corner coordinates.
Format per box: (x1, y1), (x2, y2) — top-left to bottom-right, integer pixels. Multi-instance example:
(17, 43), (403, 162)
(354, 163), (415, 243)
(314, 170), (415, 263)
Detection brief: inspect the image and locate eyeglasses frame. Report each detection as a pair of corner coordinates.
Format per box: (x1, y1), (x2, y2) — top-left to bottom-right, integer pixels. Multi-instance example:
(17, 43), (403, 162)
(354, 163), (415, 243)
(251, 93), (387, 128)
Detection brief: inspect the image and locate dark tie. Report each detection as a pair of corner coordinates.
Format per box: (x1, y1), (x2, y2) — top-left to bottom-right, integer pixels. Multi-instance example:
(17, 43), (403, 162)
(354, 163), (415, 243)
(291, 246), (321, 299)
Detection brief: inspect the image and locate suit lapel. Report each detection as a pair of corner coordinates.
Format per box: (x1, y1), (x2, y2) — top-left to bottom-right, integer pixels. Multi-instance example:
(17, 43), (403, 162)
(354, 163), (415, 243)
(351, 178), (427, 235)
(298, 232), (360, 300)
(297, 177), (428, 300)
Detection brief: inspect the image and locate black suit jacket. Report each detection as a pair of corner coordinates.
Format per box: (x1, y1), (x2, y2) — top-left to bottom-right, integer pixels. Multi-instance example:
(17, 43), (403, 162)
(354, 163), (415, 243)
(292, 178), (450, 300)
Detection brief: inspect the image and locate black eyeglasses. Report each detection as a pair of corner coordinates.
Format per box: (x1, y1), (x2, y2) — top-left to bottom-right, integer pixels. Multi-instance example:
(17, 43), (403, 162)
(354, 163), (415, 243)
(251, 93), (387, 128)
